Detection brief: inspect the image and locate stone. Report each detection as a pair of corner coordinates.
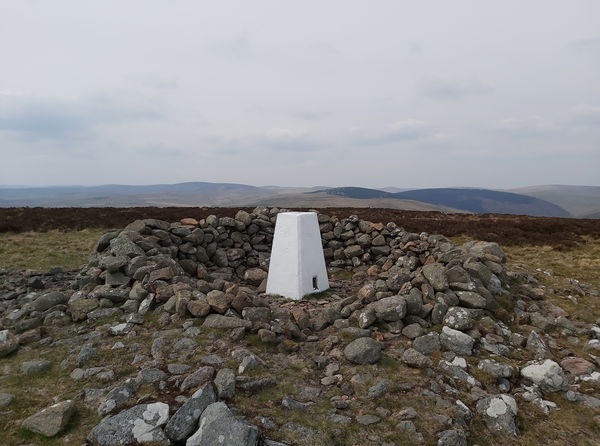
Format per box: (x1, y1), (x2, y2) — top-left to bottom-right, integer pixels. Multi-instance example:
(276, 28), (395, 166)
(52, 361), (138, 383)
(439, 360), (481, 387)
(0, 392), (15, 408)
(164, 383), (216, 442)
(22, 400), (75, 437)
(186, 402), (259, 446)
(521, 359), (568, 392)
(526, 331), (549, 359)
(343, 337), (382, 364)
(476, 394), (519, 436)
(21, 359), (52, 375)
(431, 300), (449, 325)
(402, 348), (433, 368)
(422, 263), (449, 291)
(456, 291), (487, 309)
(214, 368), (236, 400)
(69, 298), (99, 321)
(478, 359), (514, 378)
(180, 366), (216, 393)
(281, 396), (313, 410)
(356, 414), (381, 425)
(371, 295), (407, 321)
(138, 368), (167, 385)
(440, 326), (475, 355)
(30, 291), (67, 311)
(188, 299), (211, 317)
(88, 402), (170, 446)
(109, 234), (145, 258)
(405, 288), (423, 315)
(207, 290), (231, 314)
(0, 330), (18, 357)
(402, 323), (425, 339)
(244, 268), (267, 285)
(279, 421), (315, 436)
(560, 357), (595, 376)
(97, 379), (140, 415)
(202, 314), (252, 329)
(437, 429), (468, 446)
(443, 306), (480, 331)
(358, 308), (376, 329)
(412, 332), (441, 355)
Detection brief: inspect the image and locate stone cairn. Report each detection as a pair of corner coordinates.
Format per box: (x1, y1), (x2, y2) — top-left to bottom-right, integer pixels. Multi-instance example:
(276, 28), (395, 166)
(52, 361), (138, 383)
(2, 207), (598, 445)
(74, 206), (508, 331)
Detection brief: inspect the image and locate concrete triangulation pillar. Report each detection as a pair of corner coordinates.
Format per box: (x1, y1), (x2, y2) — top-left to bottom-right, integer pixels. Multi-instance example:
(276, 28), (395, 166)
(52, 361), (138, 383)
(266, 212), (329, 300)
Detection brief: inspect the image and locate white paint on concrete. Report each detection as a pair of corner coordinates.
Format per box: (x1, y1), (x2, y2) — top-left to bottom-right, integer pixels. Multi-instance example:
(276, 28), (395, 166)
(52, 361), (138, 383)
(266, 212), (329, 300)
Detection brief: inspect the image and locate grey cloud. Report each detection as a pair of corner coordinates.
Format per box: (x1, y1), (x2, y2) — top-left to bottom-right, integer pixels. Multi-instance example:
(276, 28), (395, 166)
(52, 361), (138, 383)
(566, 105), (600, 127)
(135, 144), (185, 157)
(569, 37), (600, 60)
(263, 128), (321, 152)
(491, 116), (558, 138)
(0, 95), (162, 140)
(211, 35), (256, 59)
(352, 120), (439, 145)
(420, 79), (493, 101)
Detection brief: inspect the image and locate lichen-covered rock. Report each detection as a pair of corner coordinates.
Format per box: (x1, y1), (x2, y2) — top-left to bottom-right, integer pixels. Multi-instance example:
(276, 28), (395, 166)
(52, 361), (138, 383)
(422, 263), (448, 291)
(87, 402), (170, 446)
(402, 348), (433, 369)
(186, 402), (259, 446)
(521, 359), (568, 392)
(165, 383), (216, 442)
(0, 330), (19, 357)
(443, 306), (481, 331)
(214, 368), (236, 400)
(476, 394), (519, 436)
(440, 326), (475, 355)
(478, 359), (514, 378)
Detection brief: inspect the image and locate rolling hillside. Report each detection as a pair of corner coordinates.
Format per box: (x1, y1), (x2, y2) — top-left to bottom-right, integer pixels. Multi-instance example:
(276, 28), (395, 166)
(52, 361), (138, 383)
(251, 191), (465, 213)
(509, 185), (600, 217)
(0, 182), (274, 207)
(316, 187), (571, 217)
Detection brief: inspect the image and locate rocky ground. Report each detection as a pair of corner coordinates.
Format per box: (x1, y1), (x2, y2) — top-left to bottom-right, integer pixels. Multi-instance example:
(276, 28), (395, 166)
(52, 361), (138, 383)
(1, 207), (599, 446)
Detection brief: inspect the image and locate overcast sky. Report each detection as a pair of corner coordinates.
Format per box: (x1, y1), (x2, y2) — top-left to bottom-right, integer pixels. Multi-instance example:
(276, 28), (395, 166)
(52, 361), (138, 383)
(1, 1), (599, 188)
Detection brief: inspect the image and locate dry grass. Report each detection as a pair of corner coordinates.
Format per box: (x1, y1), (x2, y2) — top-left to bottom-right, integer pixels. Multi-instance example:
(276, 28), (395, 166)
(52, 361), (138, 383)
(504, 236), (600, 289)
(0, 229), (106, 271)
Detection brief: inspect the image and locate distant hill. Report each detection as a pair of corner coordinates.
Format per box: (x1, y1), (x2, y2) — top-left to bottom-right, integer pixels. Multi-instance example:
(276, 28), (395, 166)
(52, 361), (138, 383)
(0, 182), (579, 217)
(0, 182), (273, 207)
(251, 191), (465, 213)
(581, 209), (600, 219)
(508, 185), (600, 217)
(316, 187), (571, 217)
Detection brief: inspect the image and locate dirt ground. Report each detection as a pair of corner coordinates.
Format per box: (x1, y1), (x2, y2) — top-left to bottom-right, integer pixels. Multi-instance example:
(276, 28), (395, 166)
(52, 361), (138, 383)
(1, 207), (599, 248)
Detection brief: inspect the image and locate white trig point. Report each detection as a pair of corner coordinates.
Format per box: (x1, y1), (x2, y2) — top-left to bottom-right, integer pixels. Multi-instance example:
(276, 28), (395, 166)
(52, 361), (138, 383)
(266, 212), (329, 300)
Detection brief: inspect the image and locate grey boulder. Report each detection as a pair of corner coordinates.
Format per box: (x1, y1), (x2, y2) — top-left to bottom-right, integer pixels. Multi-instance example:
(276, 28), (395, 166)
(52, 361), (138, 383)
(186, 402), (259, 446)
(88, 402), (170, 446)
(422, 263), (449, 291)
(476, 394), (519, 436)
(440, 326), (475, 355)
(22, 400), (75, 437)
(343, 337), (382, 364)
(165, 383), (216, 442)
(520, 359), (568, 392)
(0, 330), (19, 357)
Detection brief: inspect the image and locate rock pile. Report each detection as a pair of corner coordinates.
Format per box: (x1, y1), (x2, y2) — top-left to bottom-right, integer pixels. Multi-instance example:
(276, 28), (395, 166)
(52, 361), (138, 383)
(1, 207), (599, 445)
(62, 207), (511, 336)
